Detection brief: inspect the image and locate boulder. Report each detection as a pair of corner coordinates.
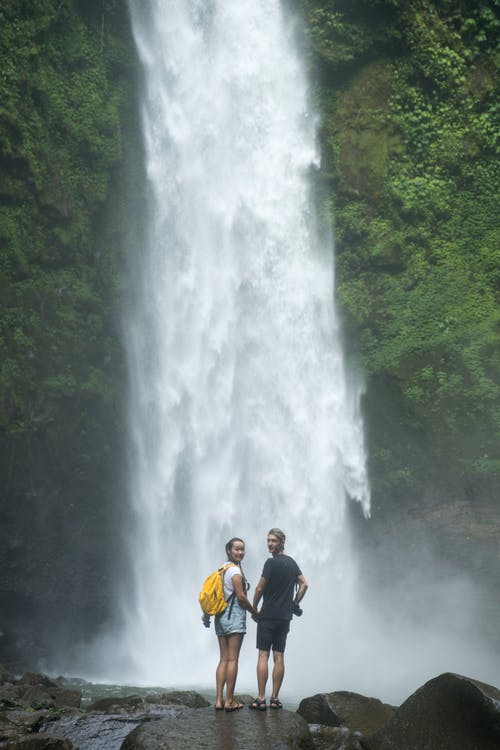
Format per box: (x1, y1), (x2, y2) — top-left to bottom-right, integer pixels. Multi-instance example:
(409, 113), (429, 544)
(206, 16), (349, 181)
(87, 694), (146, 713)
(19, 685), (81, 709)
(0, 664), (14, 684)
(54, 675), (89, 687)
(298, 691), (395, 735)
(144, 690), (210, 708)
(121, 706), (314, 749)
(0, 707), (56, 736)
(309, 724), (364, 750)
(39, 710), (143, 749)
(87, 689), (210, 713)
(0, 684), (25, 708)
(0, 734), (74, 749)
(364, 672), (500, 750)
(18, 674), (58, 688)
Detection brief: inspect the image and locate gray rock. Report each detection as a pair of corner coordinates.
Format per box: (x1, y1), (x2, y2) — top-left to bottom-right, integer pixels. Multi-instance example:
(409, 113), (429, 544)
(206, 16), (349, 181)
(0, 734), (74, 749)
(143, 690), (210, 708)
(0, 707), (59, 735)
(86, 690), (210, 714)
(54, 675), (90, 687)
(298, 691), (395, 735)
(40, 710), (146, 750)
(19, 685), (81, 709)
(121, 706), (314, 749)
(364, 672), (500, 750)
(0, 684), (25, 707)
(0, 664), (14, 684)
(18, 674), (58, 688)
(87, 694), (146, 713)
(309, 724), (364, 750)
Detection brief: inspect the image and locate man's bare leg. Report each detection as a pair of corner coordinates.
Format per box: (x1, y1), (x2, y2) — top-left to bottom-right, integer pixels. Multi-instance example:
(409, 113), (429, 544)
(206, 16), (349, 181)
(271, 650), (285, 701)
(256, 648), (270, 700)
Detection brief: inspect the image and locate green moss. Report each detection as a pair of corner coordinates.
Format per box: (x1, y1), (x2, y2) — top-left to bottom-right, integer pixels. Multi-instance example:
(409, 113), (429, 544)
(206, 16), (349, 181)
(308, 0), (500, 480)
(0, 0), (131, 436)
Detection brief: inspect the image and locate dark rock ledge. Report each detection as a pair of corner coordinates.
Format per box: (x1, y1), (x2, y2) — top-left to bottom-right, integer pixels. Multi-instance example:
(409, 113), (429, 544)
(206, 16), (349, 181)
(1, 666), (499, 750)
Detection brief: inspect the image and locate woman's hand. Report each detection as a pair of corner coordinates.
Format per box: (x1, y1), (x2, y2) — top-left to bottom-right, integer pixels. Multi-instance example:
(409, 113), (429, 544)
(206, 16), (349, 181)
(232, 573), (255, 614)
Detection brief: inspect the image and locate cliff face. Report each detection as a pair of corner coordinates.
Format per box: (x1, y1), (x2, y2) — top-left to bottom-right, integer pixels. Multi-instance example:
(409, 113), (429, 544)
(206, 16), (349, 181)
(0, 0), (498, 669)
(0, 0), (136, 668)
(298, 0), (499, 600)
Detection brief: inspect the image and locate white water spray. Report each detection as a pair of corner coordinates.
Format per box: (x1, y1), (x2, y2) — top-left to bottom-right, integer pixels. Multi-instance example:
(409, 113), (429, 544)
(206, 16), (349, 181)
(120, 0), (370, 694)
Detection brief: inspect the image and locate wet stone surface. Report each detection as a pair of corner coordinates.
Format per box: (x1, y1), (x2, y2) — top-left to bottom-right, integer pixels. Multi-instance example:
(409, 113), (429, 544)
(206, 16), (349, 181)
(39, 708), (179, 750)
(121, 706), (314, 750)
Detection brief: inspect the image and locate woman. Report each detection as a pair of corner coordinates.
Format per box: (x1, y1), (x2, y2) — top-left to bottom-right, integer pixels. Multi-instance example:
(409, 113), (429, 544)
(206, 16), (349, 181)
(214, 537), (257, 711)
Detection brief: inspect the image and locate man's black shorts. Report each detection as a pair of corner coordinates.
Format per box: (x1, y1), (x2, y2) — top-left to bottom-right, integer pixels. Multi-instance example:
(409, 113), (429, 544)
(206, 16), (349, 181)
(256, 618), (290, 652)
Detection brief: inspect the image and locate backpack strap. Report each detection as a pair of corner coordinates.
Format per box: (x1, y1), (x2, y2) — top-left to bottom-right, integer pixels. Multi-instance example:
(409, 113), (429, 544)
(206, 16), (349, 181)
(221, 562), (238, 620)
(227, 565), (249, 619)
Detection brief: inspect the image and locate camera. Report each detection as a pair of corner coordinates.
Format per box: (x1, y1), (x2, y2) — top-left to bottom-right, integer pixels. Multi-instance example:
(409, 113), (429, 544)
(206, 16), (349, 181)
(292, 602), (303, 617)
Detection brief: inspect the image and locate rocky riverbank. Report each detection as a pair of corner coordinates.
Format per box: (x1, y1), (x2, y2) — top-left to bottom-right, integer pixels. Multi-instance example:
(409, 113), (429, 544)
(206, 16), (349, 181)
(1, 666), (499, 749)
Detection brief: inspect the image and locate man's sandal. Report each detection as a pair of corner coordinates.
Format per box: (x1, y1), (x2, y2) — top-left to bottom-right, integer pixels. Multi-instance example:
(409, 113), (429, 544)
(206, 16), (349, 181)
(270, 698), (283, 709)
(249, 698), (267, 711)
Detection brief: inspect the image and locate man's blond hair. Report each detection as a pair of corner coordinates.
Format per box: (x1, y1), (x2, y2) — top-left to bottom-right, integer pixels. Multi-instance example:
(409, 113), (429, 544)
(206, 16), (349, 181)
(268, 528), (286, 549)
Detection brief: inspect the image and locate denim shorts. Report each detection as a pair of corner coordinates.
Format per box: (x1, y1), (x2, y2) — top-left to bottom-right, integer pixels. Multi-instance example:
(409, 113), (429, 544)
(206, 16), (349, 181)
(214, 598), (247, 636)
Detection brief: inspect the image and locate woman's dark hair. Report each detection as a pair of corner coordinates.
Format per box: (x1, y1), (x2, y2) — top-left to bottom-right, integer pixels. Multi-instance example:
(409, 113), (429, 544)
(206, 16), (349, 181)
(225, 537), (244, 556)
(225, 537), (250, 590)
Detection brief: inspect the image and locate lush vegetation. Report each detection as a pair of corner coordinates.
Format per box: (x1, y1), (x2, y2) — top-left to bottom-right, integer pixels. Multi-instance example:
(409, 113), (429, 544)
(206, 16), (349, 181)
(0, 0), (498, 667)
(0, 0), (130, 439)
(0, 0), (133, 666)
(299, 0), (500, 492)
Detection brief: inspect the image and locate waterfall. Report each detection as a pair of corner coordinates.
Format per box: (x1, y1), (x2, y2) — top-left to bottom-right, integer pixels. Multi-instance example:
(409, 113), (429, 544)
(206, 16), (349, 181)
(120, 0), (370, 692)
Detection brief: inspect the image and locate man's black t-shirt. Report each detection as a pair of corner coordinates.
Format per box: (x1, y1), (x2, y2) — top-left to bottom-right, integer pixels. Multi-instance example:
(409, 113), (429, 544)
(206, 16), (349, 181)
(260, 554), (301, 621)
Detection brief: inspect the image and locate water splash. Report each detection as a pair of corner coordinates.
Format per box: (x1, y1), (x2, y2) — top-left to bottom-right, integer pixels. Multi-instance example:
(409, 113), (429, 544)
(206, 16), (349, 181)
(118, 0), (370, 690)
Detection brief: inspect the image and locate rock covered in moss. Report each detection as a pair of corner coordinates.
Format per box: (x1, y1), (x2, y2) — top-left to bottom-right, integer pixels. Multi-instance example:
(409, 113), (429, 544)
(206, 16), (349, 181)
(365, 672), (500, 750)
(298, 690), (395, 735)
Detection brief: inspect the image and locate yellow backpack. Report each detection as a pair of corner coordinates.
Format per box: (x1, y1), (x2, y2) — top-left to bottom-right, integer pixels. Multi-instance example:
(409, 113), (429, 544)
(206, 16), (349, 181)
(199, 563), (236, 616)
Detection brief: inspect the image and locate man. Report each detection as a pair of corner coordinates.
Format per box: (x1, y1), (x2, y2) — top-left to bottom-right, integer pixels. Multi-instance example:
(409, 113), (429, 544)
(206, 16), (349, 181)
(249, 528), (308, 710)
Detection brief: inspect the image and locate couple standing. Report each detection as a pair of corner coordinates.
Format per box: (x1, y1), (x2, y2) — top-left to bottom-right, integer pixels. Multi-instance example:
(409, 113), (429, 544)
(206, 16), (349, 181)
(212, 527), (308, 712)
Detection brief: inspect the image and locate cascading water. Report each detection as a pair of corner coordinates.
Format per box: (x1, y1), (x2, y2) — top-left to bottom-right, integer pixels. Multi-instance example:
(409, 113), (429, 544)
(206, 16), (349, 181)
(120, 0), (370, 693)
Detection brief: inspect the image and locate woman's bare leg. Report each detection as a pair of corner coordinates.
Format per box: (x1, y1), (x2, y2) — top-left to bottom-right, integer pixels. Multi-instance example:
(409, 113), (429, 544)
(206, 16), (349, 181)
(215, 635), (229, 708)
(224, 633), (244, 708)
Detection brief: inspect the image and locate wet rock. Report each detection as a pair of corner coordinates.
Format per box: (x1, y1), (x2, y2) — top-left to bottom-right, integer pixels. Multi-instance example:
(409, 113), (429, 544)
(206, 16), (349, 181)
(40, 711), (146, 750)
(298, 691), (395, 735)
(0, 665), (14, 684)
(0, 734), (74, 748)
(233, 693), (254, 706)
(54, 676), (90, 688)
(0, 685), (25, 708)
(121, 706), (314, 749)
(1, 707), (59, 735)
(309, 724), (364, 750)
(0, 672), (82, 712)
(19, 686), (81, 710)
(144, 691), (210, 708)
(364, 672), (500, 750)
(18, 675), (58, 688)
(87, 690), (210, 714)
(87, 695), (146, 713)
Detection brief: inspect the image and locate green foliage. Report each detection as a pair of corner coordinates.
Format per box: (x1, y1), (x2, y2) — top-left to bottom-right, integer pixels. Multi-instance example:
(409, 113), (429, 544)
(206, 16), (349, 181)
(307, 7), (374, 66)
(0, 0), (131, 436)
(309, 0), (500, 479)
